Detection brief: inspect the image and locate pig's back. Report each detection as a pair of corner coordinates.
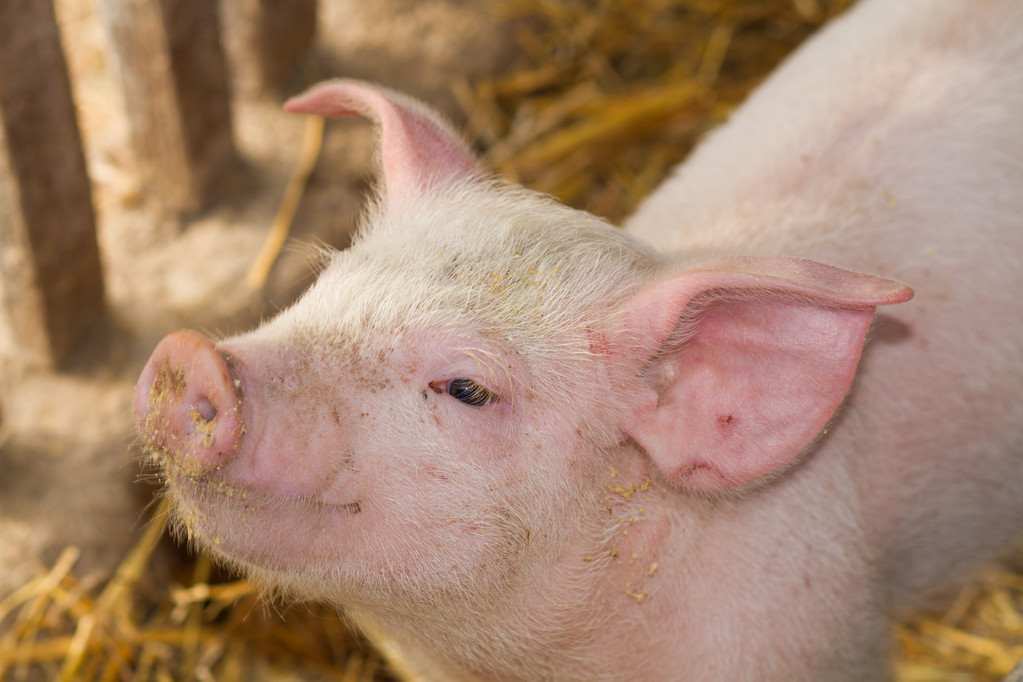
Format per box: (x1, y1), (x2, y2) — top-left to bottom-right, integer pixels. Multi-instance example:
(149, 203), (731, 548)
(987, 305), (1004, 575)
(626, 0), (1023, 610)
(626, 0), (1023, 267)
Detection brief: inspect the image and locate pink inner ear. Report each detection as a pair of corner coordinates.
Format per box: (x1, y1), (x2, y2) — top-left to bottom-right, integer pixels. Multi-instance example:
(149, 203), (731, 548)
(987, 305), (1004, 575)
(284, 79), (480, 200)
(647, 297), (875, 491)
(620, 258), (912, 492)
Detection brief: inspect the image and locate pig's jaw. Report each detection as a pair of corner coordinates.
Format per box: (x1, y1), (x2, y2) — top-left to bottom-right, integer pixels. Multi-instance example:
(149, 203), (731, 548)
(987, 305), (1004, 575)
(156, 450), (525, 605)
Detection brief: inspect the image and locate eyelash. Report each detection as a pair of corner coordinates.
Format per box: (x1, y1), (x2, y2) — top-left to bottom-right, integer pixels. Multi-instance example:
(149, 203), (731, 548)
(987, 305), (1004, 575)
(430, 378), (499, 407)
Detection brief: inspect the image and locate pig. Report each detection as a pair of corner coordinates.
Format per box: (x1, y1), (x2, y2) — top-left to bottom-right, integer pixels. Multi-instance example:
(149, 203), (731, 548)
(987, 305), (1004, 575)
(133, 0), (1023, 679)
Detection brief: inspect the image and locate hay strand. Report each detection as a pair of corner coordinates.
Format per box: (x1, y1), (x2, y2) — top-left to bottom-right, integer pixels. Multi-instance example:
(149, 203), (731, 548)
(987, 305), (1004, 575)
(245, 113), (325, 292)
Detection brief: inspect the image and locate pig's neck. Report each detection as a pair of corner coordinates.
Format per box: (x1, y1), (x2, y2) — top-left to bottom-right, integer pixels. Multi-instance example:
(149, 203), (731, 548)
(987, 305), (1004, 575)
(354, 451), (689, 681)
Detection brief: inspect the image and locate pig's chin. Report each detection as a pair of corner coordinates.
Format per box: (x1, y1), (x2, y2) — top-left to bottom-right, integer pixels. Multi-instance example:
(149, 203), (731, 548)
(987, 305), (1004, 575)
(158, 456), (363, 582)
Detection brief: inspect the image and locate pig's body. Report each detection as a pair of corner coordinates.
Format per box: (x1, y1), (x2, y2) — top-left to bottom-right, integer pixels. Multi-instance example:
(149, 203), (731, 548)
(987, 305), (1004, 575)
(628, 0), (1023, 613)
(134, 0), (1023, 680)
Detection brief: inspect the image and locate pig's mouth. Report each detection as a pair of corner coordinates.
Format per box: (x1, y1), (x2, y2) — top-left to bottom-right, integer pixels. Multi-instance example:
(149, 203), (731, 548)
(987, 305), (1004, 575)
(149, 450), (364, 571)
(156, 450), (362, 513)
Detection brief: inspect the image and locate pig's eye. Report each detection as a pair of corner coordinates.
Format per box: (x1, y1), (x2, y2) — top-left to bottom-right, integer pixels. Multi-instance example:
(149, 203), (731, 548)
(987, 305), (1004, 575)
(446, 378), (498, 407)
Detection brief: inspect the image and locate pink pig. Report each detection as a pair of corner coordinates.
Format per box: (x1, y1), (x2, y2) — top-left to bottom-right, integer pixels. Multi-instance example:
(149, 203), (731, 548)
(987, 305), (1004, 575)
(134, 0), (1023, 679)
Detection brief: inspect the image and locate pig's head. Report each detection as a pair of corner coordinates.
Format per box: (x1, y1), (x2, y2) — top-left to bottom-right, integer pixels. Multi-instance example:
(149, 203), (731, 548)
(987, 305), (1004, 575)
(134, 80), (911, 666)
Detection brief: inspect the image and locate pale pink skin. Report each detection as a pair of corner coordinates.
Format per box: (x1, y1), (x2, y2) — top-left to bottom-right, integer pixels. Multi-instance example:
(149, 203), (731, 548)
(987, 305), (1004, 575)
(134, 0), (1023, 679)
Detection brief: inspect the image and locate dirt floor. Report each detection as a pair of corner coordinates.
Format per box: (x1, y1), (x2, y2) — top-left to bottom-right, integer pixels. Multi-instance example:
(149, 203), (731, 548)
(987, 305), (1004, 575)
(1, 0), (1021, 680)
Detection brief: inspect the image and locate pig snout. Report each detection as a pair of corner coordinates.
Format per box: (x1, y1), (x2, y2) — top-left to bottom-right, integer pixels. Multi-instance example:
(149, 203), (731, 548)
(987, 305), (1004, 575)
(134, 329), (243, 471)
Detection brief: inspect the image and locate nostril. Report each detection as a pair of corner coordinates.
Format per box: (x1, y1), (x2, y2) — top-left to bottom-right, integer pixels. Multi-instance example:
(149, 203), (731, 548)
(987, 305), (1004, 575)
(196, 396), (217, 422)
(134, 328), (244, 471)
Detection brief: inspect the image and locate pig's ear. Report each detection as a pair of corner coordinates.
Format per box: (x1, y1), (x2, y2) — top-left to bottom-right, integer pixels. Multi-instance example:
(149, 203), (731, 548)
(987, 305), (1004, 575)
(619, 257), (912, 492)
(284, 79), (481, 201)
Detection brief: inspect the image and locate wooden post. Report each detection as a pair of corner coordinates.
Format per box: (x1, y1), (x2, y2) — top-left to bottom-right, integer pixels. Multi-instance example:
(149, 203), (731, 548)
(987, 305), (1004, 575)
(95, 0), (237, 215)
(221, 0), (318, 96)
(0, 0), (105, 370)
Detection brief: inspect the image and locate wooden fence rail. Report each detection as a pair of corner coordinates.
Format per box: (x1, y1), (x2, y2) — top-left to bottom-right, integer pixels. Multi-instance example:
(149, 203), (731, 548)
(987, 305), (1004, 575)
(0, 0), (316, 383)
